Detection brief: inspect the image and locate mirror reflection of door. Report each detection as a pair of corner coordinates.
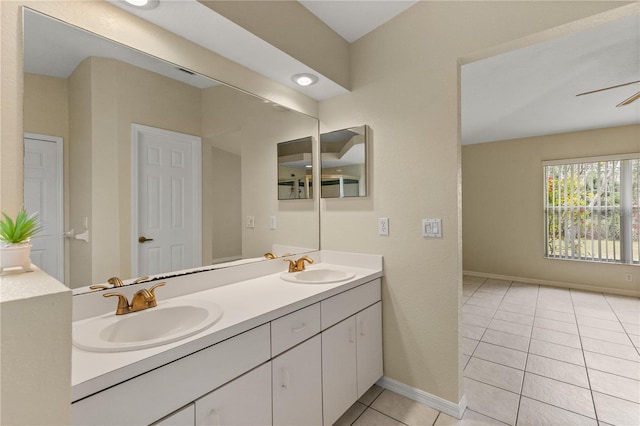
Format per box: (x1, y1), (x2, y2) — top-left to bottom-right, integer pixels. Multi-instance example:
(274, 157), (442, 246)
(23, 133), (64, 282)
(277, 137), (314, 200)
(132, 124), (202, 276)
(320, 126), (367, 198)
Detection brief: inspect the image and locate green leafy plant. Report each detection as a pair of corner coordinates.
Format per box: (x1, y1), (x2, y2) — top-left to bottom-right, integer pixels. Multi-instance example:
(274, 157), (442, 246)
(0, 209), (42, 245)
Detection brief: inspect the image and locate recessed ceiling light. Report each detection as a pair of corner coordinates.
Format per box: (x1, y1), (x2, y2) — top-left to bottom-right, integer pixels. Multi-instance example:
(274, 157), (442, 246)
(291, 73), (319, 87)
(124, 0), (159, 9)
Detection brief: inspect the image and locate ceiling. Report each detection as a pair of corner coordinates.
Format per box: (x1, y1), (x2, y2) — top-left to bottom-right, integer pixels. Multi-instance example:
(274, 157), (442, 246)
(28, 1), (640, 145)
(462, 13), (640, 145)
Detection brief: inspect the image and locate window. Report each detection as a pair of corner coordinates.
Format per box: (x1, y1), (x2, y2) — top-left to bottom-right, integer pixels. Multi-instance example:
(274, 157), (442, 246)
(544, 154), (640, 264)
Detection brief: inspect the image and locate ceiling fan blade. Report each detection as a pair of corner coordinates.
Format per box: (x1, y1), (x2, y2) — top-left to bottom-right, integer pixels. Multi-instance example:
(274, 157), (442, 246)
(576, 80), (640, 97)
(616, 90), (640, 107)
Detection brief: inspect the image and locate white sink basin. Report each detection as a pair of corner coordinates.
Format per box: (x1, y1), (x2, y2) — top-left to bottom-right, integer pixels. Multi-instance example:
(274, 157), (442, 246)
(73, 299), (223, 352)
(280, 268), (355, 284)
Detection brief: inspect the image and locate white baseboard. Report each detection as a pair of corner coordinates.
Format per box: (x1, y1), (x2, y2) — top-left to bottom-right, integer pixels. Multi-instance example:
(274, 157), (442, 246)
(377, 376), (467, 419)
(463, 270), (640, 298)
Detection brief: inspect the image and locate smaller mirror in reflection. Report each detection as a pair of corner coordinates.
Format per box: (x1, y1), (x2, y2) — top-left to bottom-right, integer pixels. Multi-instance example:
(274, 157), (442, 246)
(321, 125), (368, 198)
(277, 137), (313, 200)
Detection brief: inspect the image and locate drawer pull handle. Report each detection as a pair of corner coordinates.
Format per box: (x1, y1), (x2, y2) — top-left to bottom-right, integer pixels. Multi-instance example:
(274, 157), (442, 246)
(360, 320), (367, 336)
(349, 326), (355, 343)
(281, 368), (290, 389)
(291, 322), (307, 333)
(208, 408), (220, 426)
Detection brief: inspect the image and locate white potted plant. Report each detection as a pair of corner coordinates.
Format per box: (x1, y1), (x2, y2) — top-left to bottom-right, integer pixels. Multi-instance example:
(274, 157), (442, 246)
(0, 209), (42, 273)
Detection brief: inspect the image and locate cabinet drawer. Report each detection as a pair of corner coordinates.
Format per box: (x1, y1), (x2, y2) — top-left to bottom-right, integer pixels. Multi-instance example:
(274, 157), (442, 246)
(271, 303), (320, 356)
(321, 279), (381, 330)
(72, 324), (270, 426)
(152, 404), (194, 426)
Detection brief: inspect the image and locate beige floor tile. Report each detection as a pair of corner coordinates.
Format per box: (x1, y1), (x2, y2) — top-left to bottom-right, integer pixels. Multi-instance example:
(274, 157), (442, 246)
(534, 308), (576, 324)
(462, 355), (471, 369)
(463, 378), (519, 425)
(464, 358), (523, 393)
(535, 300), (574, 314)
(358, 385), (384, 406)
(333, 402), (367, 426)
(516, 396), (597, 426)
(528, 339), (585, 366)
(622, 322), (640, 335)
(578, 325), (634, 346)
(593, 391), (640, 426)
(488, 319), (532, 338)
(533, 317), (579, 335)
(462, 304), (496, 319)
(588, 369), (640, 403)
(434, 409), (506, 425)
(481, 329), (529, 352)
(604, 294), (640, 311)
(525, 354), (589, 388)
(477, 283), (509, 296)
(463, 312), (492, 328)
(584, 351), (640, 380)
(615, 311), (640, 326)
(500, 295), (537, 308)
(573, 306), (618, 321)
(352, 408), (404, 426)
(463, 324), (486, 340)
(466, 297), (502, 310)
(472, 342), (526, 370)
(498, 302), (536, 316)
(463, 338), (479, 356)
(521, 373), (595, 418)
(629, 333), (640, 348)
(531, 327), (581, 349)
(616, 311), (640, 325)
(492, 310), (534, 326)
(576, 315), (625, 332)
(371, 390), (439, 426)
(584, 338), (639, 363)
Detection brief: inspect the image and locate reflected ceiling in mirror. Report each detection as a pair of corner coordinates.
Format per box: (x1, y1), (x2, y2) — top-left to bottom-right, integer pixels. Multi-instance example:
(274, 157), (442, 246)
(277, 136), (313, 200)
(320, 125), (368, 198)
(23, 8), (319, 292)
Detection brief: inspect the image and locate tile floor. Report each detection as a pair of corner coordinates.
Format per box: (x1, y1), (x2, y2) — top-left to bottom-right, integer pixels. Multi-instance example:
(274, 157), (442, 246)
(334, 276), (640, 426)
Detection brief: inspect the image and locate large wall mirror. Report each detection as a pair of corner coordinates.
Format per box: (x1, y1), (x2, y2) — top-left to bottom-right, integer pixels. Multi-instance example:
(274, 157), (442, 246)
(23, 8), (319, 291)
(320, 125), (368, 198)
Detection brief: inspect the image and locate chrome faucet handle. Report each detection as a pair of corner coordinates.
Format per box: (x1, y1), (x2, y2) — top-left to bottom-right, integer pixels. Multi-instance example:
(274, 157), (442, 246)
(103, 292), (131, 315)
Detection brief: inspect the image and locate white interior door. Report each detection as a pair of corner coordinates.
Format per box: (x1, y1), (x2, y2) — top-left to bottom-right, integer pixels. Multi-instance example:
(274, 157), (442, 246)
(132, 124), (201, 277)
(23, 133), (64, 282)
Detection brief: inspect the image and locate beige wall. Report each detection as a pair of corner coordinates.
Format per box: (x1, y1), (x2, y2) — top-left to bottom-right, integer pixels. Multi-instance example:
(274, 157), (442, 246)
(319, 0), (627, 405)
(463, 124), (640, 295)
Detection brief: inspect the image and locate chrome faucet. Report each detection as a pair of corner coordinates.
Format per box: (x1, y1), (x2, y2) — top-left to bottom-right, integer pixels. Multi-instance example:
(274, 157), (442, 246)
(103, 282), (165, 315)
(284, 255), (313, 272)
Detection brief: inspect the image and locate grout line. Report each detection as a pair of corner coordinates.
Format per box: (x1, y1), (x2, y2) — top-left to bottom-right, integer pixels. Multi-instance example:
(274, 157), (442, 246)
(569, 288), (599, 424)
(602, 291), (640, 358)
(514, 282), (539, 425)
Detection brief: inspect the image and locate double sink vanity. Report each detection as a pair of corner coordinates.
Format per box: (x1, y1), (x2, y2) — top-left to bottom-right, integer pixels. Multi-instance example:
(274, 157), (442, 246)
(71, 251), (383, 426)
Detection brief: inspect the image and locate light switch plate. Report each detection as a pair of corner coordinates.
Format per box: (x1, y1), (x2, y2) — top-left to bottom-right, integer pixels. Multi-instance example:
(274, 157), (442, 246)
(422, 218), (442, 238)
(269, 215), (276, 230)
(246, 215), (255, 229)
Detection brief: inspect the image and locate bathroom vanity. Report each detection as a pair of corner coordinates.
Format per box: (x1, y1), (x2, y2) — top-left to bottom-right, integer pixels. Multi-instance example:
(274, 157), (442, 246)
(71, 251), (383, 426)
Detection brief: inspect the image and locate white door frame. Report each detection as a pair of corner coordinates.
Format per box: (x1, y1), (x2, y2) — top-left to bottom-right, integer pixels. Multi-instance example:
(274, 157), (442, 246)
(131, 123), (202, 276)
(24, 132), (64, 282)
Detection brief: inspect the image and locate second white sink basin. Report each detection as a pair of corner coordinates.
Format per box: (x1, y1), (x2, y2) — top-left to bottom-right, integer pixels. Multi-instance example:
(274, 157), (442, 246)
(280, 268), (355, 284)
(73, 299), (223, 353)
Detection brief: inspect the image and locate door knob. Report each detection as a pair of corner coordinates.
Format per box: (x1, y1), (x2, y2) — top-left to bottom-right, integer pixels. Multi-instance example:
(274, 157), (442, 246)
(138, 236), (154, 243)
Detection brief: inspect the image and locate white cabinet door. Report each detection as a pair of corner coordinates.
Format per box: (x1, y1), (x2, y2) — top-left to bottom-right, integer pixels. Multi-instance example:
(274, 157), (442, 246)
(356, 302), (383, 398)
(272, 335), (322, 426)
(153, 404), (195, 426)
(195, 362), (271, 426)
(322, 316), (357, 426)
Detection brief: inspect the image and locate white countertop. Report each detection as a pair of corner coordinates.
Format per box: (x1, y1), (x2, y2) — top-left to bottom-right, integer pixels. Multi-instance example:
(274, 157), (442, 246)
(72, 252), (382, 402)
